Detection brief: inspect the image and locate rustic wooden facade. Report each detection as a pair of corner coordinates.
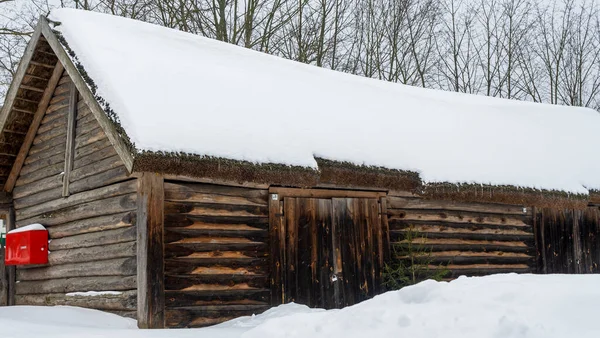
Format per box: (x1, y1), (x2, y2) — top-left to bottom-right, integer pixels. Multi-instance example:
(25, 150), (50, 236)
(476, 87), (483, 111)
(1, 16), (599, 329)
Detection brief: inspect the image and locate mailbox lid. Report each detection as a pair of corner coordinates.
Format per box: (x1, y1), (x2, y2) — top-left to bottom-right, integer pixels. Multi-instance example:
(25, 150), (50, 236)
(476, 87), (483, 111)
(4, 224), (48, 266)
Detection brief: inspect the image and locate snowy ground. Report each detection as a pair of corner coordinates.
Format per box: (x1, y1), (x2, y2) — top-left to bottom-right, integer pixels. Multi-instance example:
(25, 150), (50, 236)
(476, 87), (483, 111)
(2, 274), (600, 338)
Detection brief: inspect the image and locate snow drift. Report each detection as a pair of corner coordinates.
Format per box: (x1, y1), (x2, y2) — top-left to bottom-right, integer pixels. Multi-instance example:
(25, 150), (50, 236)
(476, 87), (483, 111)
(48, 9), (600, 194)
(2, 274), (600, 338)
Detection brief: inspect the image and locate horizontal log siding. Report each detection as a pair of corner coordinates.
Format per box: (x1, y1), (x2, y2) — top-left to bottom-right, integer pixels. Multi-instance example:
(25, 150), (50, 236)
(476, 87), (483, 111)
(386, 196), (535, 278)
(164, 181), (270, 328)
(12, 81), (136, 313)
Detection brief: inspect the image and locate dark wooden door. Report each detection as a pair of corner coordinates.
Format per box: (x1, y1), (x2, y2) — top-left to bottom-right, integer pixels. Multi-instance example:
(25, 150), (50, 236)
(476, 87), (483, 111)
(277, 196), (387, 309)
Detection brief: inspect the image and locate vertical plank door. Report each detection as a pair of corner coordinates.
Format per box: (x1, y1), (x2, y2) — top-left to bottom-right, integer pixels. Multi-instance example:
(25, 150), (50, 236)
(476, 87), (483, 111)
(278, 196), (386, 309)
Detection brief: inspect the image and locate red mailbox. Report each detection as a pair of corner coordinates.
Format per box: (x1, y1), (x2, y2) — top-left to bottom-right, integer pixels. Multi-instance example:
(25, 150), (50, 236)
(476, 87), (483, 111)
(4, 224), (48, 266)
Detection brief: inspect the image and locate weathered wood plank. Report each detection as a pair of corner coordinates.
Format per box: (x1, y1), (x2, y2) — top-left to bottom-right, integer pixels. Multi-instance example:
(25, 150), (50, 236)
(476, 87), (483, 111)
(47, 212), (135, 239)
(16, 275), (137, 295)
(19, 150), (65, 176)
(388, 219), (533, 232)
(75, 106), (93, 123)
(390, 224), (533, 240)
(436, 264), (532, 277)
(15, 290), (136, 311)
(73, 138), (112, 160)
(164, 201), (268, 217)
(73, 144), (117, 169)
(270, 187), (385, 199)
(16, 180), (136, 220)
(14, 166), (131, 210)
(69, 155), (124, 183)
(74, 126), (105, 149)
(26, 133), (66, 157)
(388, 209), (530, 227)
(387, 196), (528, 215)
(165, 289), (269, 307)
(165, 227), (267, 239)
(16, 193), (137, 226)
(164, 214), (268, 227)
(14, 161), (63, 186)
(37, 110), (66, 134)
(48, 94), (69, 107)
(23, 142), (64, 165)
(137, 173), (165, 328)
(165, 240), (267, 254)
(69, 166), (131, 192)
(75, 115), (100, 136)
(164, 221), (268, 231)
(31, 123), (67, 145)
(17, 257), (136, 281)
(165, 182), (267, 206)
(393, 238), (532, 253)
(165, 265), (267, 276)
(62, 82), (78, 196)
(49, 226), (136, 251)
(165, 275), (268, 291)
(426, 254), (534, 265)
(164, 251), (268, 268)
(48, 241), (136, 266)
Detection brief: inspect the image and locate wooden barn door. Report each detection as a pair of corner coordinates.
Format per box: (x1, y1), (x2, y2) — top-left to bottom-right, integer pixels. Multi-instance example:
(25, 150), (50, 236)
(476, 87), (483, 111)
(269, 189), (389, 309)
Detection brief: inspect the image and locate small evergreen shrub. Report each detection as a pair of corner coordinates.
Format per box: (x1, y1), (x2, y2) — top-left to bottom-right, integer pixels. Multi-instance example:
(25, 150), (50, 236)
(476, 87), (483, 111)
(383, 226), (449, 290)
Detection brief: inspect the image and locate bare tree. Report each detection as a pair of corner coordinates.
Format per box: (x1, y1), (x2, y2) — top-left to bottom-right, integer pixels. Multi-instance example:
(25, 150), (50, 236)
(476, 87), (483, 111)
(0, 0), (598, 113)
(436, 0), (479, 93)
(558, 0), (600, 108)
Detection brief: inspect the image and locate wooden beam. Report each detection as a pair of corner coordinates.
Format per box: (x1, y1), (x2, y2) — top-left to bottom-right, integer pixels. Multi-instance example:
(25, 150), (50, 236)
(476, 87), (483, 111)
(19, 85), (45, 93)
(161, 174), (269, 189)
(11, 108), (35, 115)
(572, 210), (583, 274)
(38, 16), (134, 172)
(269, 187), (386, 200)
(5, 62), (64, 193)
(137, 173), (165, 328)
(62, 82), (77, 197)
(268, 194), (283, 305)
(6, 206), (15, 306)
(539, 208), (547, 274)
(380, 197), (391, 264)
(0, 23), (43, 133)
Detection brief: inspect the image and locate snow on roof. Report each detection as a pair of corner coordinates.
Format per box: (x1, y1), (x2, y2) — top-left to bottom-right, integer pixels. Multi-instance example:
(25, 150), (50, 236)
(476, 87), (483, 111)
(49, 9), (600, 194)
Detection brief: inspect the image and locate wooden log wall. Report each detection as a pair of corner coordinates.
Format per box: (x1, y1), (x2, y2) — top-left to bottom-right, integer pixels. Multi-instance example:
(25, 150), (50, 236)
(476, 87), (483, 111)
(11, 70), (137, 317)
(386, 196), (536, 278)
(535, 207), (600, 274)
(163, 181), (270, 328)
(0, 250), (6, 306)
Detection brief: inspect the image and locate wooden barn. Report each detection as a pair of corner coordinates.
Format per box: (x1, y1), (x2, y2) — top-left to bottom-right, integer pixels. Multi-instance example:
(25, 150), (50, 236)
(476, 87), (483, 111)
(1, 9), (600, 329)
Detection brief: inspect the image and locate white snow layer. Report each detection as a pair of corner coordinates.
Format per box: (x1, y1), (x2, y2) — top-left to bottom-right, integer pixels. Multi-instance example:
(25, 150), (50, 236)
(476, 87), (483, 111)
(2, 274), (600, 338)
(8, 223), (46, 234)
(49, 9), (600, 194)
(65, 291), (123, 297)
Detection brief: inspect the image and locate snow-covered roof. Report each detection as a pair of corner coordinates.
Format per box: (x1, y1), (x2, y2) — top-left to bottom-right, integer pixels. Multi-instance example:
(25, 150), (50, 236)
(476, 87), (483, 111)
(49, 9), (600, 194)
